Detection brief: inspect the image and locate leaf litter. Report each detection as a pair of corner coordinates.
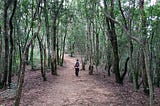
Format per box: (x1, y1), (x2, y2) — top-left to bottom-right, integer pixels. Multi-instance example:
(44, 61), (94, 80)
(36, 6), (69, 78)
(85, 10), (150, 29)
(0, 55), (160, 106)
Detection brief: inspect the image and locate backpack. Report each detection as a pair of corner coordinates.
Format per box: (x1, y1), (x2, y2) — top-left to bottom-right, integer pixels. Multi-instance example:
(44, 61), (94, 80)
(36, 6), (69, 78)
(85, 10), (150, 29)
(75, 62), (79, 68)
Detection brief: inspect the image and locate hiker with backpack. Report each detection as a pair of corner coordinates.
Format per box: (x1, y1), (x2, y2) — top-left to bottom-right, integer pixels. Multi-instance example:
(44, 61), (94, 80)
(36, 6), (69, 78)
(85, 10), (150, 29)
(74, 59), (80, 77)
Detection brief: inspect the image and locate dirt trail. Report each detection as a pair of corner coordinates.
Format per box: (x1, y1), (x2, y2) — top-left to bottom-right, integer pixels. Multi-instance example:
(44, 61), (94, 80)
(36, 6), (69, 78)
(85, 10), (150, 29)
(31, 55), (115, 106)
(1, 54), (160, 106)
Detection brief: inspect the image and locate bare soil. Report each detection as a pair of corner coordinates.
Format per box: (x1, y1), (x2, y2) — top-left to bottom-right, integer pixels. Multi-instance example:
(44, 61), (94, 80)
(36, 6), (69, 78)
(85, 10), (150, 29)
(0, 54), (160, 106)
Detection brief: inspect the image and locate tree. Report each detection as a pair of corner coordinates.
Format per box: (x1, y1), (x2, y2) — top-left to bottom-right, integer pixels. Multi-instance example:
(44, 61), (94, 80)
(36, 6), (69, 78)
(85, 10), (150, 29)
(2, 0), (12, 88)
(8, 0), (17, 88)
(50, 0), (64, 75)
(15, 0), (42, 105)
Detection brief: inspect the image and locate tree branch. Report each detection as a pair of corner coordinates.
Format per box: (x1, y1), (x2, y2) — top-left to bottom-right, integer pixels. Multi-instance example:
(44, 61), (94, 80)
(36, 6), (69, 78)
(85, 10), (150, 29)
(98, 0), (142, 45)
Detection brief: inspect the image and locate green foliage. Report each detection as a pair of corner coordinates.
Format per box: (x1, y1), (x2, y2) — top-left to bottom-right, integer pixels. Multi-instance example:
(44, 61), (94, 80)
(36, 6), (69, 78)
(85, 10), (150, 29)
(20, 0), (30, 13)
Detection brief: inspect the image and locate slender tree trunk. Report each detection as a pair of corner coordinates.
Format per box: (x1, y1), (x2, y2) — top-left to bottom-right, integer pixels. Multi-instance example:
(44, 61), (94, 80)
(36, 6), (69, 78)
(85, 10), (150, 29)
(95, 32), (99, 66)
(37, 0), (46, 81)
(44, 46), (47, 68)
(139, 0), (154, 105)
(30, 1), (34, 70)
(143, 48), (154, 106)
(15, 30), (40, 106)
(30, 42), (34, 70)
(135, 51), (140, 89)
(81, 58), (86, 70)
(3, 0), (12, 88)
(155, 59), (160, 87)
(57, 34), (60, 65)
(8, 0), (17, 87)
(149, 32), (154, 83)
(51, 16), (57, 75)
(15, 1), (42, 104)
(44, 0), (51, 68)
(110, 23), (121, 83)
(50, 0), (64, 75)
(106, 39), (112, 77)
(14, 55), (26, 106)
(142, 51), (149, 94)
(89, 21), (94, 75)
(103, 0), (121, 83)
(61, 24), (67, 66)
(17, 43), (22, 84)
(37, 36), (46, 81)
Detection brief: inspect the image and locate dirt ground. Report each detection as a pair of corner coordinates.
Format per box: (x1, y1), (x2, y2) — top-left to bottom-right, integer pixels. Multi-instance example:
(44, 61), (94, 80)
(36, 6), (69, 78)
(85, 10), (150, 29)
(0, 54), (160, 106)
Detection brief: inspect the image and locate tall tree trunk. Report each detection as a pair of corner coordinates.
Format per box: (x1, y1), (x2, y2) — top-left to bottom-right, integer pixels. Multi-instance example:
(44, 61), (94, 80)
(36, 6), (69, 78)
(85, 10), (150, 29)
(14, 55), (26, 106)
(139, 0), (154, 105)
(30, 1), (34, 70)
(149, 32), (154, 83)
(103, 0), (121, 83)
(50, 0), (64, 75)
(142, 51), (149, 94)
(30, 42), (34, 70)
(15, 1), (42, 105)
(44, 46), (47, 68)
(155, 59), (160, 87)
(37, 36), (46, 81)
(106, 38), (112, 76)
(44, 0), (51, 68)
(118, 0), (138, 89)
(8, 0), (17, 87)
(51, 16), (57, 75)
(88, 21), (94, 75)
(61, 24), (67, 66)
(3, 0), (12, 88)
(95, 32), (99, 66)
(143, 48), (154, 106)
(17, 43), (22, 84)
(15, 26), (40, 106)
(135, 51), (140, 89)
(37, 0), (46, 81)
(57, 34), (60, 65)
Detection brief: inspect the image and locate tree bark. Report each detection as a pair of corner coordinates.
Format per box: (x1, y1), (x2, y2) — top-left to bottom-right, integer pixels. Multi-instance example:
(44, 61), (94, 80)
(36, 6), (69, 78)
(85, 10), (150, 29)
(155, 59), (160, 87)
(61, 22), (68, 66)
(139, 0), (154, 105)
(37, 36), (46, 81)
(15, 1), (42, 105)
(8, 0), (17, 87)
(120, 57), (130, 83)
(142, 51), (149, 94)
(3, 0), (12, 88)
(51, 16), (57, 75)
(15, 31), (40, 106)
(44, 46), (47, 68)
(30, 42), (34, 70)
(51, 0), (64, 75)
(143, 48), (154, 106)
(44, 0), (51, 68)
(103, 0), (121, 83)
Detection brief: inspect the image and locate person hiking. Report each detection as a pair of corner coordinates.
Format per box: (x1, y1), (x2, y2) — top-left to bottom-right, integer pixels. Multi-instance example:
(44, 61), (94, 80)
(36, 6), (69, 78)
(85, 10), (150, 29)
(74, 59), (80, 77)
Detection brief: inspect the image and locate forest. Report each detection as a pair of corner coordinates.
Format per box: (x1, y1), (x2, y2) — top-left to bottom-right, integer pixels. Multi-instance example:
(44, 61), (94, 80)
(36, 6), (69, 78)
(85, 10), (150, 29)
(0, 0), (160, 106)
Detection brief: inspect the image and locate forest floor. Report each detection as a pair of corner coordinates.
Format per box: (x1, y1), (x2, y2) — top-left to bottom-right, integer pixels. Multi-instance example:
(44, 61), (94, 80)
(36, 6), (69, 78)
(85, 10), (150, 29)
(0, 54), (160, 106)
